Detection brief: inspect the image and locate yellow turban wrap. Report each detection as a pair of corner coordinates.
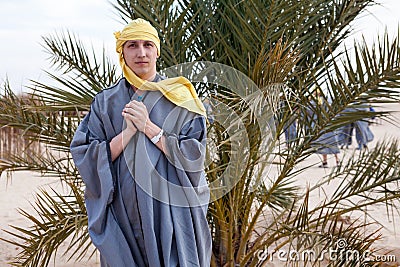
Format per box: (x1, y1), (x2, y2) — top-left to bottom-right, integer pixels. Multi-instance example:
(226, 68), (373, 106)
(114, 18), (206, 117)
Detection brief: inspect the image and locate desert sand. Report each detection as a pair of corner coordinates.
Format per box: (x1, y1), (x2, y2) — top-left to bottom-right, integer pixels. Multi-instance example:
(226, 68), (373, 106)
(0, 103), (399, 266)
(0, 172), (100, 266)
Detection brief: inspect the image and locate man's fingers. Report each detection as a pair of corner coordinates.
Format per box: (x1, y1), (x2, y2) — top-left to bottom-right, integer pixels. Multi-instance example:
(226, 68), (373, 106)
(126, 100), (145, 109)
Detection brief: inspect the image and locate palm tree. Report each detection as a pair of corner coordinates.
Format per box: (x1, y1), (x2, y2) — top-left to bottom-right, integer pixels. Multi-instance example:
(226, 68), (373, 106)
(1, 0), (400, 266)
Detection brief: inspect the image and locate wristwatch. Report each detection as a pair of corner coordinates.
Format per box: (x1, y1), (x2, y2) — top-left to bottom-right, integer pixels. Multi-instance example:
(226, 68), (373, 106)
(150, 129), (164, 144)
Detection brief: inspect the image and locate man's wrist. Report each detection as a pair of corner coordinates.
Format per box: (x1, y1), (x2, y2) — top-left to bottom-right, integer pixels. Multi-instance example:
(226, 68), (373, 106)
(145, 121), (163, 144)
(122, 127), (136, 139)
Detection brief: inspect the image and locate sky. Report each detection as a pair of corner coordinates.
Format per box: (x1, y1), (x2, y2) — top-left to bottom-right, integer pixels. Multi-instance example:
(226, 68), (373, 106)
(1, 0), (400, 94)
(0, 0), (121, 93)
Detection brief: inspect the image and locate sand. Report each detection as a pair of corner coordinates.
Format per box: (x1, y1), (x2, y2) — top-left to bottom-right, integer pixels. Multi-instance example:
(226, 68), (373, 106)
(0, 172), (100, 266)
(0, 103), (399, 266)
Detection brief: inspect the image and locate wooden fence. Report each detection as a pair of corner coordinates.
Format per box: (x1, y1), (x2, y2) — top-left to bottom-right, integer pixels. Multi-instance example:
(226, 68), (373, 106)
(0, 126), (42, 160)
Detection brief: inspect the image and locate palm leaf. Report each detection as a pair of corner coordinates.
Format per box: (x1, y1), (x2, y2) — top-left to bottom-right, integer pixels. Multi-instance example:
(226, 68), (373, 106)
(1, 182), (93, 266)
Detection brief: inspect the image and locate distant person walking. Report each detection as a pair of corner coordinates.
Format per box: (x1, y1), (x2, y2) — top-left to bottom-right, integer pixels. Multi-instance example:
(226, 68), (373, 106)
(338, 106), (374, 150)
(306, 90), (340, 168)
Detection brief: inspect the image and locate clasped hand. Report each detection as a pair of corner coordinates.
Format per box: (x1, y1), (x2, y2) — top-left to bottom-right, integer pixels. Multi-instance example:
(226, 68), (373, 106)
(122, 100), (149, 133)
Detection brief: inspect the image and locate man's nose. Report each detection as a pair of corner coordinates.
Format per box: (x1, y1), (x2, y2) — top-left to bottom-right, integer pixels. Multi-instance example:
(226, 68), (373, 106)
(137, 46), (146, 57)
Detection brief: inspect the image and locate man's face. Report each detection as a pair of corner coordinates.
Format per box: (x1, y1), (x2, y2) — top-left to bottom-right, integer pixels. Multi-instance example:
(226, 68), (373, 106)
(123, 40), (158, 81)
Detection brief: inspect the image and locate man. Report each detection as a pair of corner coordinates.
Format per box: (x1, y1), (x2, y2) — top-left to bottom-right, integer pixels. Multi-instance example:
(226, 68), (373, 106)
(70, 18), (211, 266)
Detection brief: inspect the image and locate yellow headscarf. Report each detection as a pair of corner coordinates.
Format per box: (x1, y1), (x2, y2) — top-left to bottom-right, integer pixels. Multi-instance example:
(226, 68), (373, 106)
(114, 18), (206, 117)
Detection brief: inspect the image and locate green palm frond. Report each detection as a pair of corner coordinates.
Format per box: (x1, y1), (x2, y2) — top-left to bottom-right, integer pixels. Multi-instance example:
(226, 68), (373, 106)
(1, 182), (92, 267)
(0, 150), (77, 182)
(0, 85), (78, 151)
(21, 31), (120, 113)
(41, 31), (118, 90)
(327, 140), (400, 207)
(28, 72), (95, 111)
(246, 140), (399, 266)
(328, 33), (400, 107)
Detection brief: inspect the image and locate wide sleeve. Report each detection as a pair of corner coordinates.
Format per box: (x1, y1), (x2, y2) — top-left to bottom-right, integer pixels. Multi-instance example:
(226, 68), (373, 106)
(164, 115), (207, 187)
(162, 115), (212, 266)
(70, 99), (115, 234)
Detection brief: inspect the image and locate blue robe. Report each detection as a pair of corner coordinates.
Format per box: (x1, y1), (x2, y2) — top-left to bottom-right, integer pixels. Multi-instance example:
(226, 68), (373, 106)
(354, 119), (374, 148)
(337, 107), (374, 149)
(284, 120), (297, 147)
(306, 100), (340, 155)
(337, 123), (353, 147)
(70, 77), (211, 267)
